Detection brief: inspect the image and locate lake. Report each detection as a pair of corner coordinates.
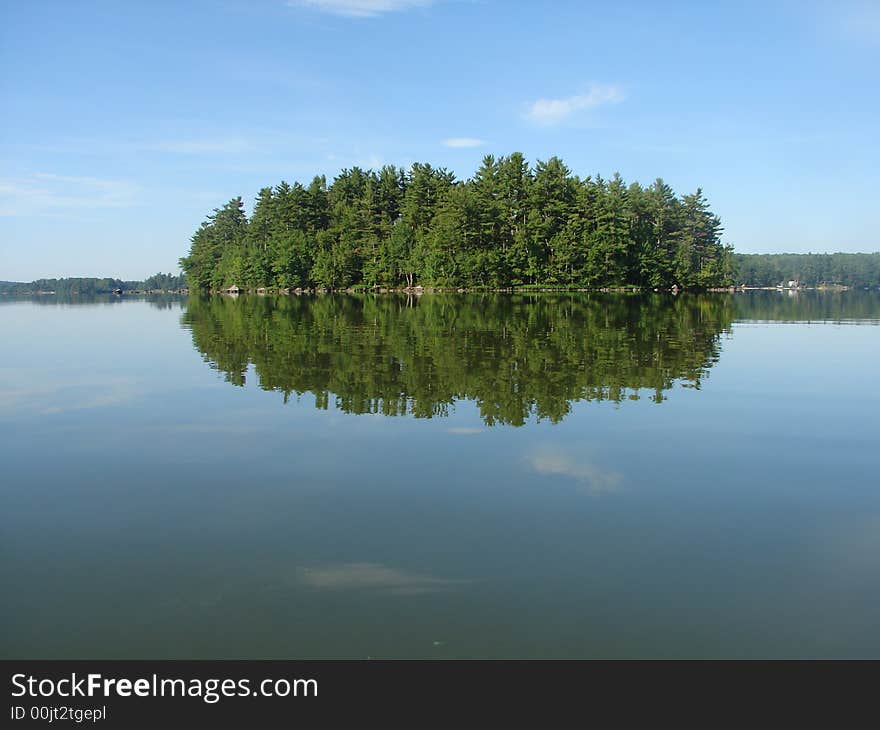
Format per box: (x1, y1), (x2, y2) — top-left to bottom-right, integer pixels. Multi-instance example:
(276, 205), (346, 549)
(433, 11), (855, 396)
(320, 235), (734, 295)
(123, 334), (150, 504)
(1, 291), (878, 658)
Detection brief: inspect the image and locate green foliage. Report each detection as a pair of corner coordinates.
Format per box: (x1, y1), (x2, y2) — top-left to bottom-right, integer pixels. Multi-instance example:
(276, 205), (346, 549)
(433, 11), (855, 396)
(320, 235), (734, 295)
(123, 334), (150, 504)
(0, 272), (186, 295)
(734, 253), (880, 288)
(183, 293), (737, 425)
(141, 272), (187, 290)
(179, 154), (736, 291)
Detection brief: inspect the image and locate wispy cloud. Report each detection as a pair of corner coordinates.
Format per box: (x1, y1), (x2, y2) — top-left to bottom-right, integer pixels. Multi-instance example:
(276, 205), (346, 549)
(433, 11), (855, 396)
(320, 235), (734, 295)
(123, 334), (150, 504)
(524, 83), (625, 126)
(0, 376), (138, 415)
(447, 426), (484, 434)
(144, 137), (259, 155)
(0, 173), (139, 216)
(442, 137), (485, 148)
(326, 152), (387, 169)
(356, 153), (386, 169)
(289, 0), (436, 18)
(18, 129), (329, 162)
(157, 422), (262, 436)
(297, 562), (468, 595)
(838, 1), (880, 45)
(526, 446), (622, 495)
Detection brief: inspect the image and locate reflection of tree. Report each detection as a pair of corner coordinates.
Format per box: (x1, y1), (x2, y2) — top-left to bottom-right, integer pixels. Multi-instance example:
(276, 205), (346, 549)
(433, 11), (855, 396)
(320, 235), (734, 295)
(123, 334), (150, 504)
(732, 290), (880, 323)
(183, 294), (736, 426)
(13, 294), (186, 308)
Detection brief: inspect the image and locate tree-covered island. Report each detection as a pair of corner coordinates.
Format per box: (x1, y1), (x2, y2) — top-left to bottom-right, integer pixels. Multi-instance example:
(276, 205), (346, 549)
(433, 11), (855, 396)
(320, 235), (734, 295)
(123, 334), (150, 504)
(180, 153), (735, 292)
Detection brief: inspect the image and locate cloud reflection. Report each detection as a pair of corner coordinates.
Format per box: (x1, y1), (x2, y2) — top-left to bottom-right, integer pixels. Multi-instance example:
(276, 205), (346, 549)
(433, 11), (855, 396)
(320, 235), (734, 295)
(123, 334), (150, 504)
(0, 377), (138, 415)
(297, 562), (468, 595)
(526, 446), (622, 494)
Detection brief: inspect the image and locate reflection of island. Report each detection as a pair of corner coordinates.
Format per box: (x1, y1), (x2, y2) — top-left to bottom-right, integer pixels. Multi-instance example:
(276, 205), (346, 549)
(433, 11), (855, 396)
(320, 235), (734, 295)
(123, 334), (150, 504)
(182, 294), (735, 426)
(12, 293), (186, 309)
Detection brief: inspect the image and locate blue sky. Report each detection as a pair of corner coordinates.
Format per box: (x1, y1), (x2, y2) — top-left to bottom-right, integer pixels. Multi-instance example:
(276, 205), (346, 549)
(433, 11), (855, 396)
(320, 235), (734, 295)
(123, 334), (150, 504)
(1, 0), (878, 280)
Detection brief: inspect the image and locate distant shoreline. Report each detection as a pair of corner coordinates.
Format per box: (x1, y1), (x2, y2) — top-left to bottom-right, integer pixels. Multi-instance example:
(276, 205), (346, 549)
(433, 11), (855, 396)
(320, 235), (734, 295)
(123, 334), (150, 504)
(2, 283), (862, 297)
(5, 251), (878, 297)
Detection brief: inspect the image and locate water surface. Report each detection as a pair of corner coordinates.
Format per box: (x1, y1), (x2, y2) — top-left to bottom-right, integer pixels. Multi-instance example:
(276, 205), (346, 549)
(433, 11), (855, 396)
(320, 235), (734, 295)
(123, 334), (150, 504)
(1, 291), (878, 658)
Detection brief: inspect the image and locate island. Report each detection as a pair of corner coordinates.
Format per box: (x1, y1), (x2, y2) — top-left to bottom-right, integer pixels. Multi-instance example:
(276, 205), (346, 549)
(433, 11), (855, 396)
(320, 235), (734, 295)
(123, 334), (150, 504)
(179, 154), (735, 292)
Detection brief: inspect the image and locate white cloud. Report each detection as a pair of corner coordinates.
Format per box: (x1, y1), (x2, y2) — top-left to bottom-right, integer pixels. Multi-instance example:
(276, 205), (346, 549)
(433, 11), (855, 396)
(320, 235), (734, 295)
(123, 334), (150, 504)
(0, 173), (139, 216)
(447, 426), (484, 434)
(289, 0), (435, 18)
(144, 137), (258, 155)
(524, 84), (625, 125)
(526, 446), (622, 494)
(442, 137), (485, 148)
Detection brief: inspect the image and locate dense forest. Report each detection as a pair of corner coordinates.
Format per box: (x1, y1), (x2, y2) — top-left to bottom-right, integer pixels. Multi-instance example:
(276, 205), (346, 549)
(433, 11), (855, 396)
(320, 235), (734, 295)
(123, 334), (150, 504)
(734, 253), (880, 288)
(140, 272), (188, 291)
(180, 154), (735, 291)
(0, 272), (187, 295)
(183, 293), (734, 425)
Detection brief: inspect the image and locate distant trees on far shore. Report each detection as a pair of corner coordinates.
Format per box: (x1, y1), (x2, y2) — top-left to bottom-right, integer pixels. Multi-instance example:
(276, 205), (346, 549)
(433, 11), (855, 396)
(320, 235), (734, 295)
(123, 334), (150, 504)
(734, 253), (880, 288)
(0, 273), (186, 295)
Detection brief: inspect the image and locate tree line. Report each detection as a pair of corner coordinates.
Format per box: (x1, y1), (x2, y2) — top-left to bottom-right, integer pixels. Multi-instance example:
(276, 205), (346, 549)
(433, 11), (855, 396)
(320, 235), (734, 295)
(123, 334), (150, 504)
(0, 272), (187, 296)
(734, 253), (880, 288)
(180, 154), (735, 292)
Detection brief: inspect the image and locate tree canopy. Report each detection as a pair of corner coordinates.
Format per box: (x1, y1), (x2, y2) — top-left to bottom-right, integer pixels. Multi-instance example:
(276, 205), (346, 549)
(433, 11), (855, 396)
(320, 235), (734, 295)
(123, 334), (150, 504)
(180, 154), (735, 291)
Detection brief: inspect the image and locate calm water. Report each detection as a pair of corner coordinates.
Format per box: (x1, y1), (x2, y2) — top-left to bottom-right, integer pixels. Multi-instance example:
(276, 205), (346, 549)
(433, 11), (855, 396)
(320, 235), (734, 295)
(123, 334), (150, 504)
(1, 291), (878, 658)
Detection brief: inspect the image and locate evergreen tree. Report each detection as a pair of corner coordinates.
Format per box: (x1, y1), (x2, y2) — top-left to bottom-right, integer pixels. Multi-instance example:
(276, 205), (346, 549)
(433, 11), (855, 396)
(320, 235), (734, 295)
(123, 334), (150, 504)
(180, 155), (736, 291)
